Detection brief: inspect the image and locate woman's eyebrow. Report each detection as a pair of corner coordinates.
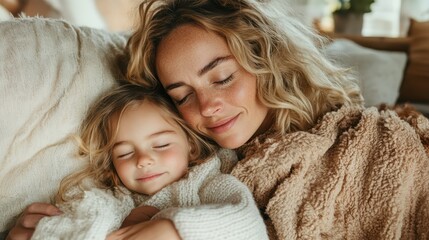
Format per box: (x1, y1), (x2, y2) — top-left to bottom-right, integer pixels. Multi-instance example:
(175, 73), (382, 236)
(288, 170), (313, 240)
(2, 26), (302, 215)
(165, 55), (232, 91)
(165, 82), (184, 91)
(198, 55), (232, 77)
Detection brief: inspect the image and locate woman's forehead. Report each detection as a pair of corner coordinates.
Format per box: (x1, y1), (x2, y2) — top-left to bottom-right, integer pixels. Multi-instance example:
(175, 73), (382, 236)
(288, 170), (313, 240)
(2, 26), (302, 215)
(155, 24), (231, 83)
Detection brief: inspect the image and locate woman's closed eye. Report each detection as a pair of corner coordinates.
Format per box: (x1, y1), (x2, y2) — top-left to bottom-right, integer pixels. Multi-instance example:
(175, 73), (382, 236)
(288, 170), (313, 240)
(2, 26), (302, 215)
(174, 74), (235, 105)
(214, 74), (234, 85)
(175, 93), (192, 105)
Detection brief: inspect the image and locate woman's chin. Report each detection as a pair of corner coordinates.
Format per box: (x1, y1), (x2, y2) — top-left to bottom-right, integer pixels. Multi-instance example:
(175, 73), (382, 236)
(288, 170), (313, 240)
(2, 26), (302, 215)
(215, 135), (249, 150)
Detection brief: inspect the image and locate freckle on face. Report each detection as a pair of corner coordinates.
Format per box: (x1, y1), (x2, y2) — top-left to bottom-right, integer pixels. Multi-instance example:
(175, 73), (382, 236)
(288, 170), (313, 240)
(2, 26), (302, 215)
(156, 24), (271, 149)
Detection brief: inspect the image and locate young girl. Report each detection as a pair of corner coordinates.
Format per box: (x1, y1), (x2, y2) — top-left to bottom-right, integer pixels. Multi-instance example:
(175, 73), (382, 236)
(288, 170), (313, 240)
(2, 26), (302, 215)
(31, 83), (268, 240)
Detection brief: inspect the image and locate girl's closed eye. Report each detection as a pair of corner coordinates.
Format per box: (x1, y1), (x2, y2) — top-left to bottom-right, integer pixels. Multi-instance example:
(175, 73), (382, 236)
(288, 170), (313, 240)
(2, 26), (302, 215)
(116, 151), (134, 159)
(153, 143), (171, 150)
(113, 145), (135, 160)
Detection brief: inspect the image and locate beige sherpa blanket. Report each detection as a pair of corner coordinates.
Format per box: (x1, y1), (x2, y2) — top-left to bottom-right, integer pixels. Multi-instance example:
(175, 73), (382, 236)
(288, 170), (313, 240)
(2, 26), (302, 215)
(232, 106), (429, 240)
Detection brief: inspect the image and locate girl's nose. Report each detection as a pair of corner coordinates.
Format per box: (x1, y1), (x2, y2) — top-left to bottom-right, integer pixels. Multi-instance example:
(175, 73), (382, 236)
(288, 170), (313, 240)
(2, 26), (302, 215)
(136, 153), (154, 168)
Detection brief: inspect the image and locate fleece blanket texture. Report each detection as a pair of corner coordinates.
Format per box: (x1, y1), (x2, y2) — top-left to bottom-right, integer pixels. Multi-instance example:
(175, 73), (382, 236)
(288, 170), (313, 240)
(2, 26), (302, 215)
(232, 106), (429, 240)
(0, 18), (126, 232)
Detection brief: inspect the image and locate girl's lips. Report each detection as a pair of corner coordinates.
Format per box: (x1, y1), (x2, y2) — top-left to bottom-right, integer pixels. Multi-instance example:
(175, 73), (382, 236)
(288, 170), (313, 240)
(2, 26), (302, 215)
(136, 173), (163, 182)
(208, 114), (239, 134)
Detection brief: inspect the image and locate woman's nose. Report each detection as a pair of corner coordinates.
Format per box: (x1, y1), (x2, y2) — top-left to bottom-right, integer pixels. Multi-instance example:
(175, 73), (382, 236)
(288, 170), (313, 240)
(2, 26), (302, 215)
(197, 91), (222, 117)
(136, 153), (154, 168)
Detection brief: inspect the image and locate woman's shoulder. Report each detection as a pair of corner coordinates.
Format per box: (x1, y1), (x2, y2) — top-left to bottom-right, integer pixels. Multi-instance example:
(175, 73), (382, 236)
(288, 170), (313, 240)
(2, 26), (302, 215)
(216, 148), (238, 174)
(237, 105), (428, 162)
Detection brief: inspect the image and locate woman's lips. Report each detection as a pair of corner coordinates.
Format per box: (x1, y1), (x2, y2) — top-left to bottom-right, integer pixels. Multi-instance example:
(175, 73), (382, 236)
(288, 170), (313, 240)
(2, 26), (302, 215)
(208, 114), (239, 134)
(136, 173), (163, 182)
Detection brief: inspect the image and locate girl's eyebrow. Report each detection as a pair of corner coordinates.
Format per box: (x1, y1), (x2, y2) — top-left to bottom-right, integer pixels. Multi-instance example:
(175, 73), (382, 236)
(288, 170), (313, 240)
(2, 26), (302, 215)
(113, 130), (176, 148)
(112, 141), (126, 149)
(149, 130), (175, 138)
(165, 55), (232, 92)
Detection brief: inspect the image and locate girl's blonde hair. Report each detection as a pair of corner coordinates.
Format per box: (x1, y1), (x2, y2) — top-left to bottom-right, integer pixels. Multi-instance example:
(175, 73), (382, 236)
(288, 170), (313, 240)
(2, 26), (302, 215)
(126, 0), (363, 134)
(56, 83), (215, 203)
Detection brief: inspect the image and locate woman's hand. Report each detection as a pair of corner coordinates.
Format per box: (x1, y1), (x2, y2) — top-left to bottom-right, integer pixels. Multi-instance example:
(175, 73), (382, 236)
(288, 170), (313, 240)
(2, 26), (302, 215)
(108, 219), (181, 240)
(120, 205), (159, 228)
(6, 203), (62, 240)
(109, 219), (180, 240)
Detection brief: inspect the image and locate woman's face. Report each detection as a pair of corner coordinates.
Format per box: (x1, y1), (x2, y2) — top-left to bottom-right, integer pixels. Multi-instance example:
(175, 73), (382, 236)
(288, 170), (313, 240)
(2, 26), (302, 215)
(156, 24), (271, 149)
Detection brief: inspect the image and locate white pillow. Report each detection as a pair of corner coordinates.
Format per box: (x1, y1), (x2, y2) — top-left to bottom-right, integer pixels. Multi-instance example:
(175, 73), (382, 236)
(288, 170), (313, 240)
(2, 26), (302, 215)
(0, 17), (127, 232)
(324, 39), (407, 107)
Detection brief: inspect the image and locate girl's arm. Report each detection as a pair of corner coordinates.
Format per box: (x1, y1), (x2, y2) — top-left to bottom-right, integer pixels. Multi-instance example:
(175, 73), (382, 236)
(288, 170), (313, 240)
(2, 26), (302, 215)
(6, 203), (62, 240)
(30, 188), (134, 240)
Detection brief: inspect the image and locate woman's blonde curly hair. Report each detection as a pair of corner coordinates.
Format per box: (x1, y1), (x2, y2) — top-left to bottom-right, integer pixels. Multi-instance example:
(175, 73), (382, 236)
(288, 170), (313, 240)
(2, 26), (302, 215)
(126, 0), (363, 134)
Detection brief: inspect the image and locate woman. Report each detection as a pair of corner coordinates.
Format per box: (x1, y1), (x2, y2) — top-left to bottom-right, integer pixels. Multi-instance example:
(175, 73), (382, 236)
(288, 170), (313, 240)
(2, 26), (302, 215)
(126, 0), (429, 239)
(8, 0), (429, 239)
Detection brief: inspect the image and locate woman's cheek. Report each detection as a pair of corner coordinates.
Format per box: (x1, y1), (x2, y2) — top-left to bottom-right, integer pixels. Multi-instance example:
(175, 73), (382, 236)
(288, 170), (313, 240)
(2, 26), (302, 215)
(179, 108), (200, 132)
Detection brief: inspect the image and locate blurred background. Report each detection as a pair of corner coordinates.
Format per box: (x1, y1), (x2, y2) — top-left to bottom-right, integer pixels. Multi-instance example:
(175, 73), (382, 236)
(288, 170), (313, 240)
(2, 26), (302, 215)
(0, 0), (428, 36)
(0, 0), (141, 32)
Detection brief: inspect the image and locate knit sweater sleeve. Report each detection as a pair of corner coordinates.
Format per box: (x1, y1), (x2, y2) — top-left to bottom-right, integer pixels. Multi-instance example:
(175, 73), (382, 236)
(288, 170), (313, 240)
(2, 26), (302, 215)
(151, 158), (268, 240)
(31, 187), (134, 240)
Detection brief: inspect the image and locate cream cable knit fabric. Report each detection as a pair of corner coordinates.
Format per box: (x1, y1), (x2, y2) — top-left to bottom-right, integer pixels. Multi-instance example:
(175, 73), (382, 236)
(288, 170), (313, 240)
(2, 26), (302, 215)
(31, 188), (134, 240)
(32, 149), (268, 240)
(232, 106), (429, 240)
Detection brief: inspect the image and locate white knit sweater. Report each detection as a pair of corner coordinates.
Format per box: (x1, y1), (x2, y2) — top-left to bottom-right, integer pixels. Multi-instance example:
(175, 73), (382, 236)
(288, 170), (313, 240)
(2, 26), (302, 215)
(31, 149), (268, 240)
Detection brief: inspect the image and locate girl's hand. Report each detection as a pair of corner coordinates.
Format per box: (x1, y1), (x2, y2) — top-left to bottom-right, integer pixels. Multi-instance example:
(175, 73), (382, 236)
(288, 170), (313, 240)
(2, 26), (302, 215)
(6, 203), (62, 240)
(120, 205), (159, 228)
(108, 218), (181, 240)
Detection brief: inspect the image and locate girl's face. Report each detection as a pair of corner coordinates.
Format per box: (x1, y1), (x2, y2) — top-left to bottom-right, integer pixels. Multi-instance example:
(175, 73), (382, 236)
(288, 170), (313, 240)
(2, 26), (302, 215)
(111, 100), (190, 195)
(156, 24), (272, 149)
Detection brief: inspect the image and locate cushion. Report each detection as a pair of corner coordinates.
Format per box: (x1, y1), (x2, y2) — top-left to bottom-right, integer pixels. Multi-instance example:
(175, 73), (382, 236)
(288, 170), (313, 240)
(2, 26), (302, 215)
(325, 39), (407, 107)
(399, 19), (429, 103)
(0, 17), (127, 232)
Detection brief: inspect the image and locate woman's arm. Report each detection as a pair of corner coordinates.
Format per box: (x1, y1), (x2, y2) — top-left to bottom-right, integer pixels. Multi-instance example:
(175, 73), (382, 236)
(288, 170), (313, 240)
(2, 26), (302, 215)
(120, 205), (159, 228)
(6, 203), (62, 240)
(107, 219), (181, 240)
(152, 174), (269, 240)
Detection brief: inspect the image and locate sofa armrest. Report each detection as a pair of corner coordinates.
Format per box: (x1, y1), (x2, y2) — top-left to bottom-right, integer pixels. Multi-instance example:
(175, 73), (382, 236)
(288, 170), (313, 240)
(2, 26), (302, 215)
(324, 33), (411, 53)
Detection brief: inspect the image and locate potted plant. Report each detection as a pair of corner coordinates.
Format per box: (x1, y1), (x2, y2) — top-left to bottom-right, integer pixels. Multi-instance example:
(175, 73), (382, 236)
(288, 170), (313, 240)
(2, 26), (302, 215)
(333, 0), (375, 34)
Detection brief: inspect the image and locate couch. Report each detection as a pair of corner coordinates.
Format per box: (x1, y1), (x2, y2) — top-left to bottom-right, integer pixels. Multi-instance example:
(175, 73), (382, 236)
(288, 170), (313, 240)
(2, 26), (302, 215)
(0, 18), (127, 237)
(0, 17), (427, 237)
